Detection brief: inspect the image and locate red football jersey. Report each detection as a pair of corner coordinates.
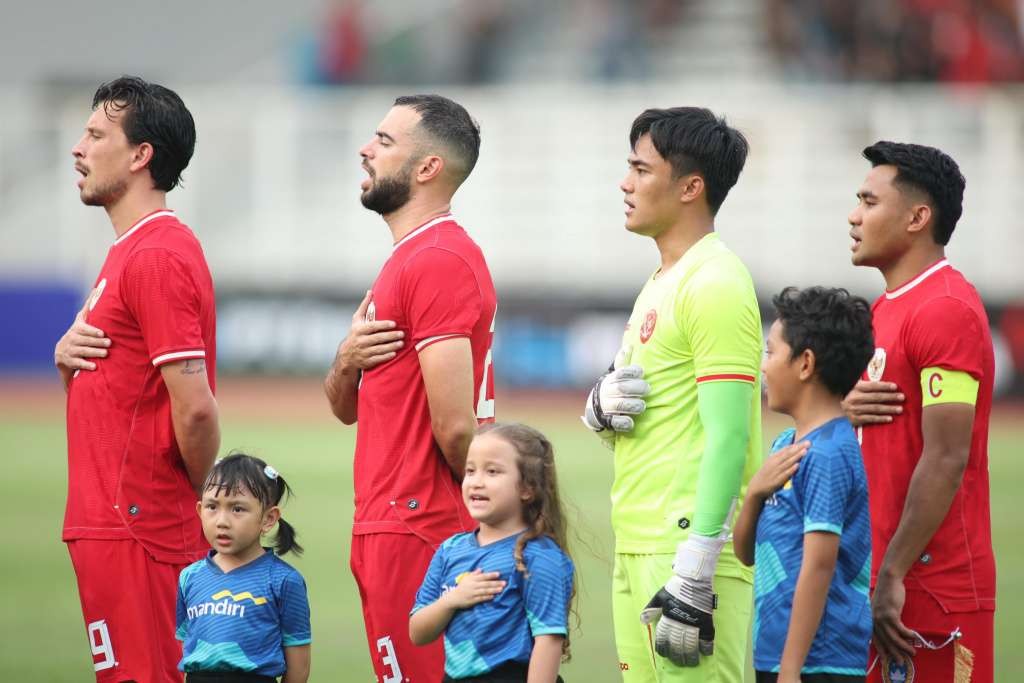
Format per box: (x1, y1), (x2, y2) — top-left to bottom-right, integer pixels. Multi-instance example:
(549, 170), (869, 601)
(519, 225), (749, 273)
(861, 258), (995, 612)
(352, 214), (497, 546)
(64, 209), (216, 564)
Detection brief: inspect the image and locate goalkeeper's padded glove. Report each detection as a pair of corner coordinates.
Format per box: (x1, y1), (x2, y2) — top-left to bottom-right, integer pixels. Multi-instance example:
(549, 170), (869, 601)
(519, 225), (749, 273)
(640, 500), (736, 667)
(580, 365), (650, 434)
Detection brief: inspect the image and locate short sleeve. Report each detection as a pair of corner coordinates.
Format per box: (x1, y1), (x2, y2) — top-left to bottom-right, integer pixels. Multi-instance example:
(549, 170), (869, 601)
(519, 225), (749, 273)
(679, 260), (761, 384)
(120, 247), (206, 367)
(400, 248), (482, 352)
(797, 445), (853, 535)
(905, 298), (985, 380)
(278, 571), (312, 646)
(175, 579), (187, 641)
(175, 562), (202, 641)
(411, 544), (448, 614)
(522, 544), (573, 637)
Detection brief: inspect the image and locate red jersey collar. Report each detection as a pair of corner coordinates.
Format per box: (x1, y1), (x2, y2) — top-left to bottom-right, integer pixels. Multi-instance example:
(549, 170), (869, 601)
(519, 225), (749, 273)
(392, 213), (453, 251)
(884, 258), (949, 300)
(113, 209), (175, 246)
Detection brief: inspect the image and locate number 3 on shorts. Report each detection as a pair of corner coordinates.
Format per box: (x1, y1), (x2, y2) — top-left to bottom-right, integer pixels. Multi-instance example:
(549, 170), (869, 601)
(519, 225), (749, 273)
(376, 635), (404, 683)
(475, 310), (496, 420)
(88, 619), (117, 671)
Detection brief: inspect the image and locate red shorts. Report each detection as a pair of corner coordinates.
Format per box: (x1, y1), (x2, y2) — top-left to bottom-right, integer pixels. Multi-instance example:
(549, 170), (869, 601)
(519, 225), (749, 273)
(351, 532), (445, 683)
(869, 589), (993, 683)
(68, 539), (195, 683)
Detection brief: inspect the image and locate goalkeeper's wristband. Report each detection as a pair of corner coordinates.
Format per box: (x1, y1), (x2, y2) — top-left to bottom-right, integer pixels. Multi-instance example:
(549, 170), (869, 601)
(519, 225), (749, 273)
(588, 378), (609, 431)
(674, 534), (726, 582)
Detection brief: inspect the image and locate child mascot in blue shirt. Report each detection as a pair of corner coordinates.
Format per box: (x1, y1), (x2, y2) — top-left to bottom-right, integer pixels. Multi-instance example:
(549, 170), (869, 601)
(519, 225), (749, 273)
(733, 287), (875, 683)
(176, 453), (312, 683)
(410, 422), (576, 682)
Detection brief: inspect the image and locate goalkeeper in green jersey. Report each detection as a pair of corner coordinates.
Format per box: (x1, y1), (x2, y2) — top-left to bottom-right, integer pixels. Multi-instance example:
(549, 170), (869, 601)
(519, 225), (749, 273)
(582, 107), (763, 683)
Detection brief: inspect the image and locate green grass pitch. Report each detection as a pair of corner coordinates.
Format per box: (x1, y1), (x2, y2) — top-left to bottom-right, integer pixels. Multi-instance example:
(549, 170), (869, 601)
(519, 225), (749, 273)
(3, 389), (1019, 681)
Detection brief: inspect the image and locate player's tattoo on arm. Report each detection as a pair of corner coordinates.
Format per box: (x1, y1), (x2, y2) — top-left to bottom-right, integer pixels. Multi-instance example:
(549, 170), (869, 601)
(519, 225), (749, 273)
(181, 359), (206, 375)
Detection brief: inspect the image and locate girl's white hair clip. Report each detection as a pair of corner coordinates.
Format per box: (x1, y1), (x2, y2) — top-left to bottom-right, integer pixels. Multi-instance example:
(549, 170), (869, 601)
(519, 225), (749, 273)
(264, 465), (279, 480)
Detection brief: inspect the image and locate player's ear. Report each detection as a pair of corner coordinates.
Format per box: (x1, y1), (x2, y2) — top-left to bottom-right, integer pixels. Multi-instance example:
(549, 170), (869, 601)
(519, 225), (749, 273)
(195, 500), (203, 516)
(906, 203), (932, 237)
(261, 505), (281, 533)
(798, 348), (815, 382)
(129, 141), (154, 174)
(416, 154), (445, 184)
(678, 174), (704, 206)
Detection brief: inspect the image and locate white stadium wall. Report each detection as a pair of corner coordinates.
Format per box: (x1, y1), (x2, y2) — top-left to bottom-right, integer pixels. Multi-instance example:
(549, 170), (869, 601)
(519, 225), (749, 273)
(2, 83), (1023, 299)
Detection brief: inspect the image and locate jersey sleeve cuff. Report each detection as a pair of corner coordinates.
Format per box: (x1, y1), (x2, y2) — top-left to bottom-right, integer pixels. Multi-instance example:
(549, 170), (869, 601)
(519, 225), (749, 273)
(152, 349), (206, 367)
(695, 372), (756, 384)
(530, 626), (568, 637)
(804, 520), (842, 535)
(282, 634), (312, 646)
(414, 333), (470, 352)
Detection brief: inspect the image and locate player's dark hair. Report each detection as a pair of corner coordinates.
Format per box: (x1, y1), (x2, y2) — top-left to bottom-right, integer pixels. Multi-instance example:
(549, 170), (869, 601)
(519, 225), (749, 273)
(477, 422), (576, 661)
(862, 141), (965, 246)
(394, 94), (480, 186)
(772, 286), (875, 397)
(202, 452), (303, 556)
(629, 106), (748, 215)
(92, 75), (196, 192)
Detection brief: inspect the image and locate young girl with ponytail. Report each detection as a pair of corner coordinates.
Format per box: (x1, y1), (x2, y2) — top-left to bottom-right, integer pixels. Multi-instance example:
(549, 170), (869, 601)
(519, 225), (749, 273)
(176, 453), (311, 683)
(410, 423), (576, 683)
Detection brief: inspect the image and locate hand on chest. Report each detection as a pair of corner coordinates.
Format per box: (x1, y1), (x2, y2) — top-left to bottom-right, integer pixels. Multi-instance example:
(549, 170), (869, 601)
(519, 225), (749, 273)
(365, 284), (407, 331)
(83, 274), (145, 352)
(446, 550), (520, 603)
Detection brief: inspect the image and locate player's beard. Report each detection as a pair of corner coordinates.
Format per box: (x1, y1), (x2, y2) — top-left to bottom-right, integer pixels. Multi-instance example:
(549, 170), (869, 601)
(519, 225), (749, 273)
(80, 176), (129, 207)
(360, 161), (415, 216)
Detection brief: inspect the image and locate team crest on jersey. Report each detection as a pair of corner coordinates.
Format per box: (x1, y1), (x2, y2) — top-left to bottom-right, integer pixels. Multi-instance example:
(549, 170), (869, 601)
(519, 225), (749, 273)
(881, 657), (914, 683)
(867, 347), (886, 381)
(88, 278), (107, 311)
(639, 309), (657, 343)
(365, 301), (376, 323)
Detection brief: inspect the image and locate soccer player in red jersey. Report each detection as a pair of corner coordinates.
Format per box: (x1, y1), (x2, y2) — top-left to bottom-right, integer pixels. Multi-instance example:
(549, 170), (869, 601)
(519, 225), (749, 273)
(844, 142), (995, 683)
(54, 77), (219, 683)
(324, 95), (496, 682)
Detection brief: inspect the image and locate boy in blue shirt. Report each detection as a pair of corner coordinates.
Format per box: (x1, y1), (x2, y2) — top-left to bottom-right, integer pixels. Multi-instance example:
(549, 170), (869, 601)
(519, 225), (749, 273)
(734, 287), (875, 683)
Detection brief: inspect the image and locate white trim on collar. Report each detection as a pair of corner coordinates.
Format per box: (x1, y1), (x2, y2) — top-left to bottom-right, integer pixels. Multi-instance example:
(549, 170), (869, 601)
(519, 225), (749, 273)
(392, 213), (454, 251)
(114, 210), (175, 246)
(885, 259), (950, 299)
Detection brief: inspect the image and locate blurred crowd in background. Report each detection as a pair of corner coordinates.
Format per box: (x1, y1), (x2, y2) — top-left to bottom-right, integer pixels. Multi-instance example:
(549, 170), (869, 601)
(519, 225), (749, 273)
(765, 0), (1024, 82)
(305, 0), (1024, 85)
(305, 0), (693, 84)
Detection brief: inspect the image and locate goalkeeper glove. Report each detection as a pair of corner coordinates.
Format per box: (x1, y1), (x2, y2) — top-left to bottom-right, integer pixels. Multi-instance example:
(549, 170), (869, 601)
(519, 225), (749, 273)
(581, 365), (650, 433)
(640, 501), (736, 667)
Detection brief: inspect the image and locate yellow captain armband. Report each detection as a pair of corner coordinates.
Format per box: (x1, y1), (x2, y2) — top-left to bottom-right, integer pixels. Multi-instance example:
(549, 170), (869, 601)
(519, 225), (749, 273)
(920, 367), (979, 407)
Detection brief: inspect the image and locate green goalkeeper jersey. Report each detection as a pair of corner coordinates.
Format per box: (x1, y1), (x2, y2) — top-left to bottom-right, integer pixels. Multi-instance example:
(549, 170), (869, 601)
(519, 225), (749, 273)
(612, 233), (761, 580)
